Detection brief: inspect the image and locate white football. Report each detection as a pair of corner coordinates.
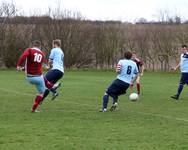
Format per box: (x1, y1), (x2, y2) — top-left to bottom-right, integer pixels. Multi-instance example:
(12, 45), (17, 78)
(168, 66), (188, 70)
(129, 93), (139, 101)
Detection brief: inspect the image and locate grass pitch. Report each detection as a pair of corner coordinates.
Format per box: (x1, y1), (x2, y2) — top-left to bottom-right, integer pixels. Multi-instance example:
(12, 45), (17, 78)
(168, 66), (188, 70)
(1, 70), (188, 150)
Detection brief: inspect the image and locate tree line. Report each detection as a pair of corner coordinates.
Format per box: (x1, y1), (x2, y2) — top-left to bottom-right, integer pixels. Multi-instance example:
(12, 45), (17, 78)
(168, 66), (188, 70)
(0, 1), (188, 71)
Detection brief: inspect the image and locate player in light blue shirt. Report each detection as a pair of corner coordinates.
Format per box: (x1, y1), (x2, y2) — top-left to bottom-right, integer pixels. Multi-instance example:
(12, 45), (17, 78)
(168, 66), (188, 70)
(100, 51), (138, 112)
(49, 47), (64, 73)
(40, 39), (64, 104)
(117, 59), (138, 84)
(171, 45), (188, 100)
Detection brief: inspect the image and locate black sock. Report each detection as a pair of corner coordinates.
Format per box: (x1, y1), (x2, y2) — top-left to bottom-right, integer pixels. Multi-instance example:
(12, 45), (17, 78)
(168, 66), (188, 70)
(103, 94), (109, 109)
(42, 89), (50, 101)
(176, 83), (184, 97)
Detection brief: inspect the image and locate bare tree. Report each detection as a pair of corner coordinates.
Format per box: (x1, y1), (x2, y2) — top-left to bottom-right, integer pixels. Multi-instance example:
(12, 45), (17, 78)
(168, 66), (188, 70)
(0, 1), (17, 67)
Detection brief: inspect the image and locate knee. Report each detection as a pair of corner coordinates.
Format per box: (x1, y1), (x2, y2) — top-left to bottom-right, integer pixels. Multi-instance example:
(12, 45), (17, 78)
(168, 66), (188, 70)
(112, 95), (118, 100)
(104, 92), (108, 96)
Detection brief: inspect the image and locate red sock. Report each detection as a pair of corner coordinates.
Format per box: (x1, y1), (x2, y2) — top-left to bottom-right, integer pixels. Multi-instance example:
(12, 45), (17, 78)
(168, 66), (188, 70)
(32, 95), (43, 112)
(137, 83), (140, 94)
(44, 77), (54, 89)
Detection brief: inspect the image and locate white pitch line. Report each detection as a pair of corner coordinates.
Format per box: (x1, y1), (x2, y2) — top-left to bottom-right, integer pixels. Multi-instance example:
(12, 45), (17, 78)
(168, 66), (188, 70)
(1, 87), (188, 123)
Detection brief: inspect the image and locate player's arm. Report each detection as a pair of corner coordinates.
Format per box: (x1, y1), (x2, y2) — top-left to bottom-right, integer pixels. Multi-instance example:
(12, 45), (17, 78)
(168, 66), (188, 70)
(46, 49), (54, 69)
(16, 49), (30, 71)
(131, 65), (139, 84)
(42, 53), (50, 70)
(116, 64), (122, 73)
(132, 73), (138, 84)
(172, 63), (180, 71)
(116, 60), (122, 73)
(139, 61), (144, 76)
(140, 65), (144, 76)
(46, 58), (53, 69)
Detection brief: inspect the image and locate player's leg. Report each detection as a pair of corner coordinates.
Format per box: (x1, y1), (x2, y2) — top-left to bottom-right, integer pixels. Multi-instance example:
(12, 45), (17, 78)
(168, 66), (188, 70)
(171, 73), (185, 100)
(39, 89), (50, 105)
(100, 92), (109, 112)
(32, 93), (44, 112)
(107, 79), (120, 111)
(42, 70), (63, 102)
(26, 76), (45, 112)
(100, 80), (117, 112)
(44, 76), (54, 89)
(136, 75), (141, 95)
(110, 80), (129, 111)
(109, 94), (118, 111)
(49, 70), (64, 100)
(40, 70), (54, 102)
(44, 70), (59, 90)
(44, 76), (61, 93)
(41, 77), (60, 104)
(32, 76), (45, 112)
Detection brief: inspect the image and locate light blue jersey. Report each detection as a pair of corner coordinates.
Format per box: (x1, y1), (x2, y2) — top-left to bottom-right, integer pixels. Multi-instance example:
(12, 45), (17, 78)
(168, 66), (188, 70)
(117, 59), (138, 84)
(180, 53), (188, 73)
(49, 47), (64, 73)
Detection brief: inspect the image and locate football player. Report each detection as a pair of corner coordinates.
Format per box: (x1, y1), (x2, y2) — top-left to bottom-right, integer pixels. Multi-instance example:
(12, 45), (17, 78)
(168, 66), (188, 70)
(100, 51), (138, 112)
(171, 45), (188, 100)
(130, 51), (144, 95)
(40, 39), (64, 104)
(17, 40), (45, 112)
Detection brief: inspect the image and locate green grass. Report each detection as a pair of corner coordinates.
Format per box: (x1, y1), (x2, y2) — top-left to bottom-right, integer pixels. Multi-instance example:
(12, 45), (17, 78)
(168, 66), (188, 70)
(1, 70), (188, 150)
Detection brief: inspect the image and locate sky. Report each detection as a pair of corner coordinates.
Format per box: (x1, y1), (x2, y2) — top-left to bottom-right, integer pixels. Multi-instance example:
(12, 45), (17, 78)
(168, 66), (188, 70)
(1, 0), (188, 22)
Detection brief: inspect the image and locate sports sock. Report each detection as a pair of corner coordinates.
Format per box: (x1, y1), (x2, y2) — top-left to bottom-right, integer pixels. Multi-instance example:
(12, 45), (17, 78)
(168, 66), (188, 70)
(44, 78), (60, 93)
(50, 88), (57, 93)
(32, 94), (43, 112)
(137, 83), (140, 94)
(41, 89), (50, 101)
(176, 83), (184, 96)
(103, 94), (109, 109)
(50, 82), (61, 93)
(111, 95), (118, 104)
(44, 77), (54, 89)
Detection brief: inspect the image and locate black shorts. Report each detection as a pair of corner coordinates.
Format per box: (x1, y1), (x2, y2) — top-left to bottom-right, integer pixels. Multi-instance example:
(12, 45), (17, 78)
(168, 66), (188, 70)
(106, 79), (130, 97)
(45, 69), (64, 84)
(180, 73), (188, 85)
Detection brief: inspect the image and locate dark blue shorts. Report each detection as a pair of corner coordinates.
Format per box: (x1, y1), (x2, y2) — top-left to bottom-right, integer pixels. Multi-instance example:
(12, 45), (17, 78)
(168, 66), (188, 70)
(106, 79), (130, 97)
(180, 73), (188, 85)
(45, 69), (64, 84)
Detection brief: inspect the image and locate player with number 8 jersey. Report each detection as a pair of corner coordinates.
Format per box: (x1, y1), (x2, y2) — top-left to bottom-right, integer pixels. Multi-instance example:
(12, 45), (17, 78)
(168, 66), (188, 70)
(100, 51), (139, 112)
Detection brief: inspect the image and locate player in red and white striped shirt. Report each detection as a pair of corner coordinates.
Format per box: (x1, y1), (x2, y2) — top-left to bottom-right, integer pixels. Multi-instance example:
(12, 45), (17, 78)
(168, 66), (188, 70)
(130, 51), (144, 95)
(17, 40), (46, 112)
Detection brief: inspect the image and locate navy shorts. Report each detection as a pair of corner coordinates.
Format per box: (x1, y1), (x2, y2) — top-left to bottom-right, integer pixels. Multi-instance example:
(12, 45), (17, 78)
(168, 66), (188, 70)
(106, 79), (130, 97)
(180, 73), (188, 85)
(45, 69), (64, 84)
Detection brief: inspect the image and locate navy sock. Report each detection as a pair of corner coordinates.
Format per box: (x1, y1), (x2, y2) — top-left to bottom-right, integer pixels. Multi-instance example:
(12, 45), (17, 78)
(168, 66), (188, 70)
(111, 95), (118, 104)
(50, 89), (56, 93)
(103, 94), (109, 109)
(113, 99), (118, 104)
(42, 89), (50, 101)
(176, 83), (184, 96)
